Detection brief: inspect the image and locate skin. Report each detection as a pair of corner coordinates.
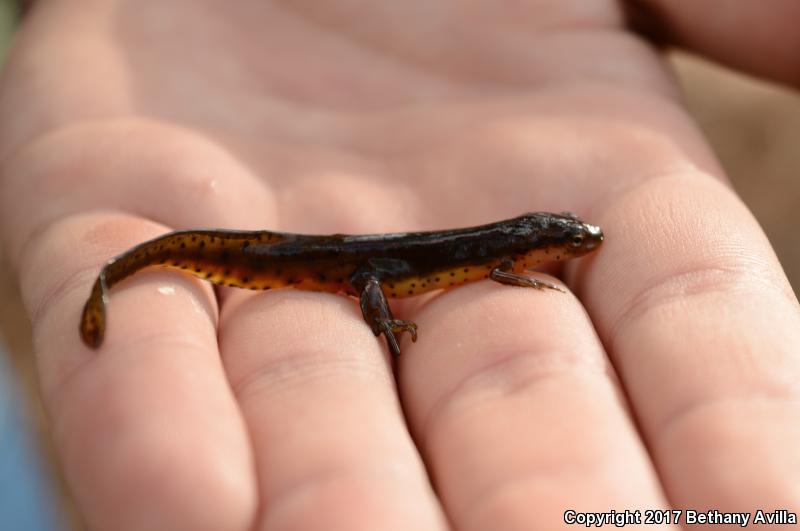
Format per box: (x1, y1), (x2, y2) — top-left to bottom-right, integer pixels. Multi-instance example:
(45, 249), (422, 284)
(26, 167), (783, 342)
(1, 1), (799, 530)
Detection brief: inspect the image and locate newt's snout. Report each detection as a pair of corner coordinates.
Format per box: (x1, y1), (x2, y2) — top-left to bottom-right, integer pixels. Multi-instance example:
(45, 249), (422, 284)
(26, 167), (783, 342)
(584, 224), (603, 251)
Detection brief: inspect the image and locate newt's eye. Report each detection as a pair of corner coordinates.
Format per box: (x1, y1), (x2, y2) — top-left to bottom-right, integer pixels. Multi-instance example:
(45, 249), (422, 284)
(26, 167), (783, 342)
(570, 235), (584, 247)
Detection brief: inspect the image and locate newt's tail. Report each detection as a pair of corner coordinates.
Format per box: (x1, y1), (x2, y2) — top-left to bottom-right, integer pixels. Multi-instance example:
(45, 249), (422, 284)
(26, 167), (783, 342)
(78, 228), (285, 349)
(80, 274), (108, 348)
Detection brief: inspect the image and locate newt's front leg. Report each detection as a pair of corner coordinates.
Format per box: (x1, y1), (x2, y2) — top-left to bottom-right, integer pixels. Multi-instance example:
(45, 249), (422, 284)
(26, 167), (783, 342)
(358, 278), (417, 356)
(490, 259), (566, 292)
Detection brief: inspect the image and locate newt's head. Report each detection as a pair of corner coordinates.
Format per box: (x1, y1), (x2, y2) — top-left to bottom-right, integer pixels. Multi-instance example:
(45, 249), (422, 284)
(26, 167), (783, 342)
(516, 212), (604, 258)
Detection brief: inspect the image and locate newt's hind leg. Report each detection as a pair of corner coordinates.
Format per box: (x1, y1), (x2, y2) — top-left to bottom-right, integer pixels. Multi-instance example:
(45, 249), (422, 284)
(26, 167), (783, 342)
(358, 278), (417, 357)
(490, 259), (565, 293)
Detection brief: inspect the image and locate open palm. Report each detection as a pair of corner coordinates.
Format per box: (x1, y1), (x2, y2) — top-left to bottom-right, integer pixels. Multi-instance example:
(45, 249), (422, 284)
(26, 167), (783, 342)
(2, 1), (799, 530)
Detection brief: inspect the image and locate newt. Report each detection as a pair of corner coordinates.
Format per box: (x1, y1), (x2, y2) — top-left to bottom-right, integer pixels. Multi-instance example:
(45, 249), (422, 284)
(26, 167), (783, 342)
(80, 212), (603, 356)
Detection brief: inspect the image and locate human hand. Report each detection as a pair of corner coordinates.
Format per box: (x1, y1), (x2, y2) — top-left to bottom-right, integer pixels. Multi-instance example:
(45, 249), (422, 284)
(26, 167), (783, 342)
(1, 2), (798, 530)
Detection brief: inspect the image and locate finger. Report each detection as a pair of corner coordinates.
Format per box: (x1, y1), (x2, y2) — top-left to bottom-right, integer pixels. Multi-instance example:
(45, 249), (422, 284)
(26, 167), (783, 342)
(399, 280), (671, 530)
(20, 213), (257, 531)
(627, 0), (800, 85)
(583, 172), (800, 510)
(218, 289), (448, 531)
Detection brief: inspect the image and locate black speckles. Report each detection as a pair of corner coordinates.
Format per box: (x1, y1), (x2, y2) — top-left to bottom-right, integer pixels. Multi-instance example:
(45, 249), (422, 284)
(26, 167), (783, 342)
(180, 242), (186, 249)
(450, 271), (456, 277)
(242, 241), (250, 250)
(180, 265), (188, 270)
(205, 272), (213, 279)
(391, 292), (397, 297)
(555, 255), (561, 261)
(337, 277), (344, 283)
(172, 261), (181, 267)
(264, 286), (271, 290)
(221, 251), (230, 261)
(483, 274), (489, 279)
(190, 236), (197, 243)
(407, 290), (413, 295)
(223, 269), (231, 276)
(411, 283), (416, 288)
(388, 283), (395, 289)
(194, 268), (202, 273)
(286, 278), (298, 285)
(242, 276), (250, 283)
(449, 281), (454, 286)
(199, 241), (206, 248)
(435, 277), (440, 282)
(159, 259), (167, 264)
(463, 268), (469, 273)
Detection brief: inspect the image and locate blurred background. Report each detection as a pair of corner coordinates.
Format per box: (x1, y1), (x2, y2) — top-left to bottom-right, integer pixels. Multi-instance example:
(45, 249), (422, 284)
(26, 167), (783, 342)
(0, 4), (798, 530)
